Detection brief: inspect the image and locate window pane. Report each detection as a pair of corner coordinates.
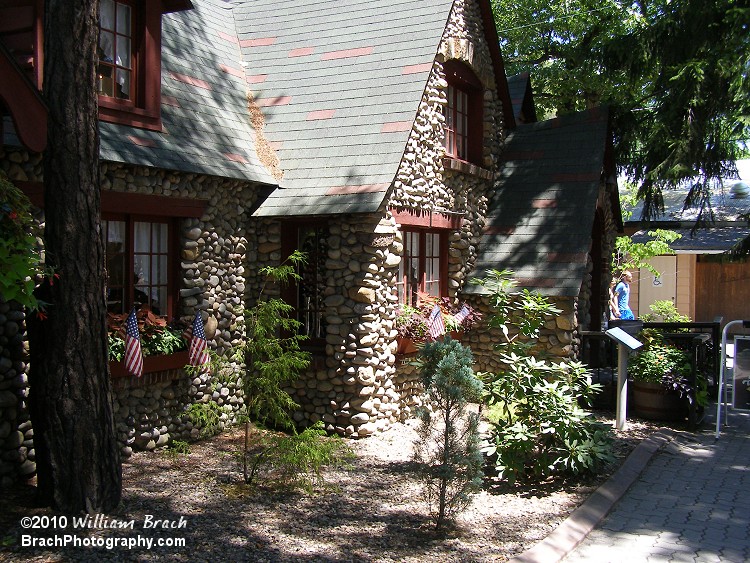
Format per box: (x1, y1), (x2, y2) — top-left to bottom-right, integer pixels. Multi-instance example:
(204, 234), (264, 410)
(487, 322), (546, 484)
(152, 223), (168, 253)
(117, 36), (131, 69)
(134, 254), (149, 285)
(153, 255), (168, 284)
(104, 220), (126, 314)
(156, 287), (167, 315)
(117, 70), (131, 99)
(99, 30), (115, 61)
(116, 2), (131, 36)
(134, 222), (150, 253)
(100, 0), (115, 31)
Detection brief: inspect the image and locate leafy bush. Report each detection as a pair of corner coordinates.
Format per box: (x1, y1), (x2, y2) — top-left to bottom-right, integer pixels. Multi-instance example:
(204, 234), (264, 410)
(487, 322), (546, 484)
(165, 440), (191, 458)
(629, 337), (706, 407)
(471, 269), (560, 355)
(629, 340), (692, 385)
(639, 299), (691, 323)
(0, 172), (47, 310)
(473, 269), (614, 484)
(482, 355), (614, 483)
(243, 251), (311, 431)
(412, 337), (484, 529)
(185, 401), (223, 438)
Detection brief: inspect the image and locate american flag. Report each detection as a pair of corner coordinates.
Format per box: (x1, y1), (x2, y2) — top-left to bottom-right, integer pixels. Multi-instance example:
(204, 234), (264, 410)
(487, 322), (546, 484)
(453, 305), (470, 326)
(428, 304), (445, 340)
(188, 311), (210, 368)
(124, 308), (143, 377)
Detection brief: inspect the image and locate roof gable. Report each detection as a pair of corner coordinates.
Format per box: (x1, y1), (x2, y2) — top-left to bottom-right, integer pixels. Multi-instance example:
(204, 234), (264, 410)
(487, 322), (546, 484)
(468, 107), (611, 296)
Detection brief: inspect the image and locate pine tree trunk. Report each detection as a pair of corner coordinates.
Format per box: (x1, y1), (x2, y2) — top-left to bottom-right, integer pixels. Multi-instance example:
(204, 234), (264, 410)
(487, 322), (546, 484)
(27, 0), (121, 513)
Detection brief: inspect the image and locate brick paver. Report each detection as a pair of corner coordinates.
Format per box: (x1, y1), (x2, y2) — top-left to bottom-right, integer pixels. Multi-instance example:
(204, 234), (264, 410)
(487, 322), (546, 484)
(563, 409), (750, 563)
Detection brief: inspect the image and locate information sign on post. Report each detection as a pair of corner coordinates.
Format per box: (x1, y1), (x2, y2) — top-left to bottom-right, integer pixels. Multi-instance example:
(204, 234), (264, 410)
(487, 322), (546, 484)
(605, 327), (643, 431)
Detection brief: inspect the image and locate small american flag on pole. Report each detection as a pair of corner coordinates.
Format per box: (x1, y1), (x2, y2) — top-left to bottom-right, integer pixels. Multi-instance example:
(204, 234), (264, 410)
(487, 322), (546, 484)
(453, 305), (470, 326)
(124, 308), (143, 377)
(427, 304), (445, 340)
(188, 311), (210, 368)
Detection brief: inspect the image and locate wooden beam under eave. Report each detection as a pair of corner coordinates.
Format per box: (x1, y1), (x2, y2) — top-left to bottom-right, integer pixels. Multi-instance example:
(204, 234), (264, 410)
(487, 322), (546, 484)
(0, 43), (47, 153)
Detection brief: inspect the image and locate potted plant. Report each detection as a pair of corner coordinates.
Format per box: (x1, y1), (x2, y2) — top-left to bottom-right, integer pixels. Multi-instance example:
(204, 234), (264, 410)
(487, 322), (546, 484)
(107, 308), (190, 376)
(394, 295), (481, 355)
(628, 335), (706, 421)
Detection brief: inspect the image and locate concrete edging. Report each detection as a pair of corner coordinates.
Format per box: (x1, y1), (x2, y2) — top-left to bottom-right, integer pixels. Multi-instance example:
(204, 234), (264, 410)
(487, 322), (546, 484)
(508, 428), (678, 563)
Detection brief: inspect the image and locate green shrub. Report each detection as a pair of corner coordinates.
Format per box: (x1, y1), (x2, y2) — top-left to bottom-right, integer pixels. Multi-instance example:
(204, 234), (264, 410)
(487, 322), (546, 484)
(165, 440), (191, 457)
(185, 401), (223, 438)
(412, 337), (484, 529)
(245, 422), (355, 493)
(0, 172), (49, 310)
(473, 269), (615, 484)
(640, 300), (691, 323)
(481, 355), (614, 483)
(629, 337), (707, 407)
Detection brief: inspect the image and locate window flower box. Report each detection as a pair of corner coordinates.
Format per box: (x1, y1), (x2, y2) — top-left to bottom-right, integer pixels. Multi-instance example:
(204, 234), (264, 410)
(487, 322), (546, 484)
(109, 349), (190, 378)
(395, 296), (479, 356)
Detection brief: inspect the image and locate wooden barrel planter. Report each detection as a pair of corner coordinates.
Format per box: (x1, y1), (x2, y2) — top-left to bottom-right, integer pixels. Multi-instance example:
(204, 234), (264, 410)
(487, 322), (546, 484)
(631, 380), (687, 421)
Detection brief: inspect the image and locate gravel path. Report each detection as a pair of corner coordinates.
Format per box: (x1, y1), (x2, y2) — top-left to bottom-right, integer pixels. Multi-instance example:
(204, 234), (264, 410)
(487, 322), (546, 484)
(0, 415), (659, 562)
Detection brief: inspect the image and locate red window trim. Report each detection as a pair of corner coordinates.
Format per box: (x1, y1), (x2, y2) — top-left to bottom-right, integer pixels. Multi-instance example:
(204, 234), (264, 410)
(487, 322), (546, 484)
(397, 228), (449, 305)
(103, 214), (179, 320)
(97, 0), (163, 131)
(16, 182), (208, 218)
(443, 60), (484, 165)
(391, 208), (463, 230)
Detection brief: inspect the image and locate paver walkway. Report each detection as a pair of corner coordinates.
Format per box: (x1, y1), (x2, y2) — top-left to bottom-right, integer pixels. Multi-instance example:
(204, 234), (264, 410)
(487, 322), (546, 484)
(562, 408), (750, 563)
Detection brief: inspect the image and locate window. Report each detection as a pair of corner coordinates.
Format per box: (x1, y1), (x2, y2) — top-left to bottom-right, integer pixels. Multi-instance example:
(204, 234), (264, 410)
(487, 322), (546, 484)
(442, 60), (484, 164)
(445, 85), (469, 160)
(296, 225), (328, 340)
(95, 0), (190, 130)
(103, 217), (174, 318)
(98, 0), (134, 100)
(397, 230), (446, 306)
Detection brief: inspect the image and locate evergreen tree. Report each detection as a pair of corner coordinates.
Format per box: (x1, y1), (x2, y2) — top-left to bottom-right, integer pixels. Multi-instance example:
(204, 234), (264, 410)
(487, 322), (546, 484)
(412, 338), (484, 529)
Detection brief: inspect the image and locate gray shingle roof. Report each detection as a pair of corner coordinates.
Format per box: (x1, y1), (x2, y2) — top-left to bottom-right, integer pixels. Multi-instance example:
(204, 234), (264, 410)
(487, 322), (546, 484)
(506, 72), (536, 124)
(99, 0), (277, 186)
(466, 107), (610, 297)
(631, 227), (750, 254)
(240, 0), (456, 216)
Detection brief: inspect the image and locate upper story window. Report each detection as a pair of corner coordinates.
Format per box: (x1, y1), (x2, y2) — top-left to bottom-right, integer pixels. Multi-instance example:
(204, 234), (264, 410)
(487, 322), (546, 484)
(445, 85), (469, 160)
(397, 229), (446, 306)
(443, 60), (484, 165)
(94, 0), (193, 130)
(98, 0), (134, 101)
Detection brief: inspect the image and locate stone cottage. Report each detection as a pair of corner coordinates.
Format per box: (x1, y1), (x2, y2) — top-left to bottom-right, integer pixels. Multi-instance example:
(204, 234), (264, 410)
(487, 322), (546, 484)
(0, 0), (619, 485)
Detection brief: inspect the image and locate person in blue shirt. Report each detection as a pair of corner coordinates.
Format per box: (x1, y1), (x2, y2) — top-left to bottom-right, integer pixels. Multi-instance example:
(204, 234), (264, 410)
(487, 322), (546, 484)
(614, 271), (635, 320)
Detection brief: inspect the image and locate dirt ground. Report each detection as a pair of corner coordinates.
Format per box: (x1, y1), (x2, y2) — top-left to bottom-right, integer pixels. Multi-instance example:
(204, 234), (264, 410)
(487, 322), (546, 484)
(0, 413), (663, 562)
